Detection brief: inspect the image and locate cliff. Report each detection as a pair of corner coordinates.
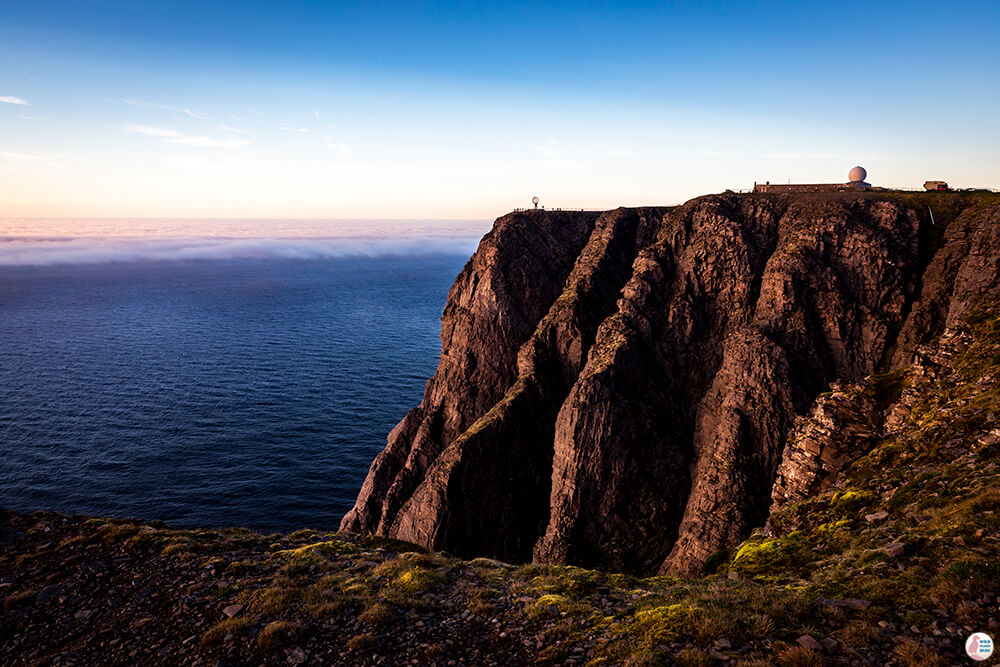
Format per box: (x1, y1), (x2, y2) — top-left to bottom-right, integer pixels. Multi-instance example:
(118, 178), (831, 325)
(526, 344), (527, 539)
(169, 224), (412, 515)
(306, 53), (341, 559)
(342, 191), (1000, 576)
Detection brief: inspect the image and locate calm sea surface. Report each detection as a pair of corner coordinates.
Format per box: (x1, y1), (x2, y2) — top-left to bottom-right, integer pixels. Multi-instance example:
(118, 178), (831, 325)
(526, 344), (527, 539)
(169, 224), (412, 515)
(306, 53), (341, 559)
(0, 253), (470, 532)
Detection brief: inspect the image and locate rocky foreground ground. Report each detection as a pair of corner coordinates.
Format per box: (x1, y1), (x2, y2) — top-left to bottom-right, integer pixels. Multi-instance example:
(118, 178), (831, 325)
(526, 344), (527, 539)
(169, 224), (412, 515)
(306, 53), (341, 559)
(1, 501), (995, 667)
(4, 305), (1000, 666)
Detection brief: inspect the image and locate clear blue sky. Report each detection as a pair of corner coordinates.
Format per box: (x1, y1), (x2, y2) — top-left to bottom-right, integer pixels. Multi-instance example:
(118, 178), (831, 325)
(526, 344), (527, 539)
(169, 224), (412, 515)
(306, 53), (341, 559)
(2, 1), (998, 219)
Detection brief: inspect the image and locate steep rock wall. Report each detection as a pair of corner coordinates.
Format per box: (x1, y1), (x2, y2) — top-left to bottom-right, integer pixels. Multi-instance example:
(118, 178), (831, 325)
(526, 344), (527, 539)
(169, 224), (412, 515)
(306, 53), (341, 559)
(342, 192), (1000, 575)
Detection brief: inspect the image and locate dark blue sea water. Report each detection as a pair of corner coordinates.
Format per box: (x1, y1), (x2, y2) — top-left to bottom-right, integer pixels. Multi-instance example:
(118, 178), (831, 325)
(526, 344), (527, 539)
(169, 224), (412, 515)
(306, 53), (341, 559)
(0, 254), (468, 532)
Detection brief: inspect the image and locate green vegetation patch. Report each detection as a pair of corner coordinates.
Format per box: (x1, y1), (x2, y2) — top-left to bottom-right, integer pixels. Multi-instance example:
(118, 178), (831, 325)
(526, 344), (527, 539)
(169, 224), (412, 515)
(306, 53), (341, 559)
(724, 304), (1000, 617)
(271, 539), (360, 562)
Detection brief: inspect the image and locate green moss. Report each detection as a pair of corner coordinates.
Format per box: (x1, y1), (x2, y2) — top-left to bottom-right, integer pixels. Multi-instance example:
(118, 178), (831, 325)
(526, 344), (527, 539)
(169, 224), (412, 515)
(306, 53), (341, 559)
(734, 539), (783, 566)
(271, 539), (360, 564)
(731, 533), (812, 580)
(816, 519), (851, 535)
(831, 489), (875, 512)
(389, 564), (446, 594)
(515, 563), (611, 598)
(629, 603), (701, 644)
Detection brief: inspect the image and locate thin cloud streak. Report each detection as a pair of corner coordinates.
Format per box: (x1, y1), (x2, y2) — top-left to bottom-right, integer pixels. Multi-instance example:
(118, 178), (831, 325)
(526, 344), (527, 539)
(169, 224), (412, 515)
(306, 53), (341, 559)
(125, 124), (182, 138)
(323, 134), (355, 155)
(167, 136), (249, 148)
(0, 96), (29, 105)
(0, 151), (45, 161)
(0, 236), (482, 266)
(122, 98), (207, 119)
(0, 151), (70, 169)
(124, 124), (249, 148)
(764, 152), (844, 160)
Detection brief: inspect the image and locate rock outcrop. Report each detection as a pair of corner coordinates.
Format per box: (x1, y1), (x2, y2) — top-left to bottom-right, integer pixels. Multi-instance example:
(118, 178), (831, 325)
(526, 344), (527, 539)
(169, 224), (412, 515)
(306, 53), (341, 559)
(769, 381), (880, 510)
(342, 192), (1000, 575)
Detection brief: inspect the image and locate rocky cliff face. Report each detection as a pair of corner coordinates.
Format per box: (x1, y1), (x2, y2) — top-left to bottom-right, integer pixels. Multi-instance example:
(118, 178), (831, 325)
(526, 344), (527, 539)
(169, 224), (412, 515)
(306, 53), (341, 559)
(341, 192), (1000, 575)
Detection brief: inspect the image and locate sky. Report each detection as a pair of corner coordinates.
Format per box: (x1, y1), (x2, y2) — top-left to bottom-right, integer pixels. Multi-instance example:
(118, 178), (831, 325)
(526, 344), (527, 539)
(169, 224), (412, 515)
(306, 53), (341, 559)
(1, 0), (999, 222)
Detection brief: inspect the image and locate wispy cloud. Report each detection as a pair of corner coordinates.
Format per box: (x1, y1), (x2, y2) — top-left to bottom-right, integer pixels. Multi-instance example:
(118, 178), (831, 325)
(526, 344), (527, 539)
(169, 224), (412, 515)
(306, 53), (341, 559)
(163, 155), (226, 171)
(124, 124), (249, 148)
(323, 134), (356, 157)
(0, 151), (43, 161)
(535, 140), (576, 161)
(538, 157), (586, 169)
(536, 138), (633, 160)
(280, 123), (309, 133)
(169, 135), (248, 148)
(322, 134), (355, 156)
(0, 150), (70, 169)
(533, 139), (588, 168)
(19, 114), (41, 121)
(125, 125), (182, 139)
(123, 98), (207, 119)
(217, 124), (247, 134)
(0, 96), (29, 105)
(763, 152), (843, 160)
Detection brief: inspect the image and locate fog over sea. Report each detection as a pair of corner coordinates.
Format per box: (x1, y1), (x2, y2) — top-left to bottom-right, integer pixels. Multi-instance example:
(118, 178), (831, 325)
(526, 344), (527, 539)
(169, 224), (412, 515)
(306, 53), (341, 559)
(0, 218), (489, 531)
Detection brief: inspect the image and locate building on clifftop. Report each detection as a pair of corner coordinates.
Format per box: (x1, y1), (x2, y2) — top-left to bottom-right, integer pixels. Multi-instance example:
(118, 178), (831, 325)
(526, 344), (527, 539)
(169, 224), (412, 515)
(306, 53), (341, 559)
(753, 166), (872, 193)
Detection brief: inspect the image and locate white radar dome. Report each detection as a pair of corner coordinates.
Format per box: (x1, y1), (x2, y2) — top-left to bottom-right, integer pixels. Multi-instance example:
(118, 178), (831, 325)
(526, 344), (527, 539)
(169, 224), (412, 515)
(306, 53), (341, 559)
(848, 166), (867, 183)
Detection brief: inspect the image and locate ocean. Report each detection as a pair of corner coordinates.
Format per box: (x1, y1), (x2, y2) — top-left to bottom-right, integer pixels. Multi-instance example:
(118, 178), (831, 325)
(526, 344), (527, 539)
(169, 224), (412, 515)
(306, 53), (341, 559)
(0, 240), (477, 533)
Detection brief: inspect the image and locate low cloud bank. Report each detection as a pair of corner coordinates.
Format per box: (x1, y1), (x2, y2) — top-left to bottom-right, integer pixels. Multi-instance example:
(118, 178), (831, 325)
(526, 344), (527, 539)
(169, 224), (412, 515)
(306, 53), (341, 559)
(0, 236), (483, 266)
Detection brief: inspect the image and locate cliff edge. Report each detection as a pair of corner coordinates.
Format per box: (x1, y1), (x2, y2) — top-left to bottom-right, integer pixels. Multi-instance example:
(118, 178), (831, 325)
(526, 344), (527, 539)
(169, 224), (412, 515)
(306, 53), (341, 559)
(341, 191), (1000, 576)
